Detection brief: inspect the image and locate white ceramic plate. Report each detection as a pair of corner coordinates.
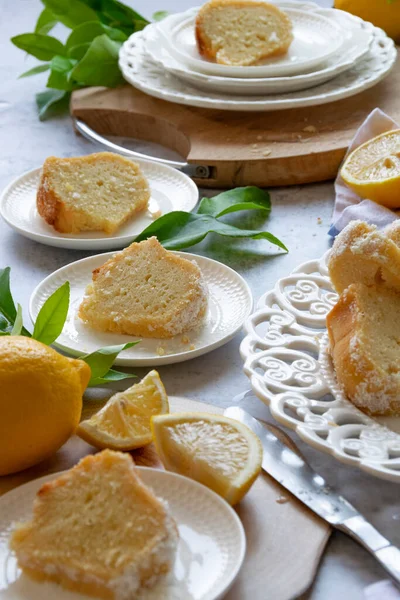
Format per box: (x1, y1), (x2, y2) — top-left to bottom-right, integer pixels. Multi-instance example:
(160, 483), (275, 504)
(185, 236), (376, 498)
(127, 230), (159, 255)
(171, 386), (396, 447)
(29, 251), (253, 366)
(0, 161), (198, 250)
(159, 7), (344, 78)
(119, 26), (396, 112)
(0, 467), (246, 600)
(144, 9), (372, 95)
(240, 252), (400, 483)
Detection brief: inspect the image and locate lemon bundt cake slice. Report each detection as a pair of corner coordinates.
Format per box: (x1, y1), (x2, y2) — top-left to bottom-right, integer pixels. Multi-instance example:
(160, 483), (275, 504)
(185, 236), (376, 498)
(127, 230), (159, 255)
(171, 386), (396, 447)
(78, 237), (208, 338)
(327, 283), (400, 416)
(195, 0), (293, 66)
(37, 152), (150, 234)
(10, 450), (178, 599)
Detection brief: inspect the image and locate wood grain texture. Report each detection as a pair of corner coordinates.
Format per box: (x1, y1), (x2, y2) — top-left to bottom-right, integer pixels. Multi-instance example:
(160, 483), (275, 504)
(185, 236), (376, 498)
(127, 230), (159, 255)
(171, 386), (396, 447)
(0, 396), (330, 600)
(71, 57), (400, 188)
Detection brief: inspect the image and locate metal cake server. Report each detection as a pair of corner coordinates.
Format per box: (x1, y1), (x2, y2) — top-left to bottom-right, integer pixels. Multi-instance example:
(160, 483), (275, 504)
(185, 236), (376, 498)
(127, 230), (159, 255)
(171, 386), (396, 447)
(224, 406), (400, 587)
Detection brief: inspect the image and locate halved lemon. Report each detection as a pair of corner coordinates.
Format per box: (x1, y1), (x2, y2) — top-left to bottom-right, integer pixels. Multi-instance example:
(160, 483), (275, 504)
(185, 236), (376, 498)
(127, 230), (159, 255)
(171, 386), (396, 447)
(151, 412), (263, 505)
(341, 129), (400, 208)
(77, 370), (169, 450)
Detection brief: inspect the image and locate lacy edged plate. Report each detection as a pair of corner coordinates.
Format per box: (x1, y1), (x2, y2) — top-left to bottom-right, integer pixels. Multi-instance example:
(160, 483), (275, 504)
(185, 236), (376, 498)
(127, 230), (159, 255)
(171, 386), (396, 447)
(240, 253), (400, 482)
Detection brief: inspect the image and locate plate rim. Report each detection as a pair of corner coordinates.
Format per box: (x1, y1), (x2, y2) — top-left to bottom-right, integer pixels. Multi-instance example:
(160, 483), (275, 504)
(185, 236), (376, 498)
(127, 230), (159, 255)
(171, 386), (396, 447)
(29, 250), (254, 367)
(119, 27), (396, 112)
(0, 466), (246, 600)
(239, 252), (400, 483)
(0, 162), (199, 250)
(146, 11), (373, 90)
(166, 7), (345, 78)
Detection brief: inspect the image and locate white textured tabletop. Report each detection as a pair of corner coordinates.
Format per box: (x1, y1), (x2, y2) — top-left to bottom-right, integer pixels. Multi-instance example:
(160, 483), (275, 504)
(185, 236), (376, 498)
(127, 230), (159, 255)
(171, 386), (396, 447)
(1, 1), (399, 599)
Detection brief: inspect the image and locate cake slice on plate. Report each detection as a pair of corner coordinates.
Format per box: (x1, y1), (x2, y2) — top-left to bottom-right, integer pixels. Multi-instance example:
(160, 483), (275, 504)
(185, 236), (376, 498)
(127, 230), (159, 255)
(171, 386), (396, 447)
(37, 152), (150, 234)
(327, 282), (400, 416)
(78, 237), (208, 338)
(195, 0), (293, 66)
(10, 450), (179, 599)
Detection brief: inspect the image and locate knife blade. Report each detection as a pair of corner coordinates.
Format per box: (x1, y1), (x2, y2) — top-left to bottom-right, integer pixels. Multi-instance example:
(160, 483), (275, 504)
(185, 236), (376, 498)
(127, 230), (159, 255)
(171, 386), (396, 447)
(224, 406), (400, 586)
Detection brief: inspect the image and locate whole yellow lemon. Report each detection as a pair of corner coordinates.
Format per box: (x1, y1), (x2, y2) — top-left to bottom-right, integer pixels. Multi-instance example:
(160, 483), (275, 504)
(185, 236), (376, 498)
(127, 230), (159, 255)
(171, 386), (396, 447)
(0, 336), (91, 476)
(335, 0), (400, 42)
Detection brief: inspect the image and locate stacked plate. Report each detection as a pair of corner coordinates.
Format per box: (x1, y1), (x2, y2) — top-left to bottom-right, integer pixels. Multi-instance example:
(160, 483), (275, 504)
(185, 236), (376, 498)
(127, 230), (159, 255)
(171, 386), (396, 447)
(119, 1), (397, 111)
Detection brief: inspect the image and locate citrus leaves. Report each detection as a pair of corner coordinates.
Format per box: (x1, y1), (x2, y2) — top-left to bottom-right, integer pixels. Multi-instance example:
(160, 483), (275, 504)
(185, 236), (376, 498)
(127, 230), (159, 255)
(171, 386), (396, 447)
(135, 187), (287, 252)
(11, 0), (150, 119)
(0, 268), (136, 387)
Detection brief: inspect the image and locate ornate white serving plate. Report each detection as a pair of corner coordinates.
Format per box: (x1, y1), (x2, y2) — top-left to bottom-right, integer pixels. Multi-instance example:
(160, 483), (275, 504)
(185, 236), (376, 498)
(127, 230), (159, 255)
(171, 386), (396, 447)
(240, 253), (400, 482)
(119, 26), (395, 112)
(145, 9), (372, 95)
(160, 7), (344, 78)
(0, 468), (245, 600)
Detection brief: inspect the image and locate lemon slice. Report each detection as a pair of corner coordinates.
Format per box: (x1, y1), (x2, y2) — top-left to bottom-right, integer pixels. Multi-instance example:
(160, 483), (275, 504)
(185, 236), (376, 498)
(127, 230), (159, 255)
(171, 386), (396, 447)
(341, 129), (400, 208)
(151, 412), (263, 505)
(77, 371), (169, 450)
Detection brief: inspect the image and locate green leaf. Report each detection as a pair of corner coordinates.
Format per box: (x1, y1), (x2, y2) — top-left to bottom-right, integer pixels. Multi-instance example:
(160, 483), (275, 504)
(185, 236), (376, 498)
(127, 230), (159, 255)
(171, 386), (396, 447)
(35, 7), (58, 34)
(0, 267), (17, 324)
(66, 21), (126, 52)
(36, 89), (69, 120)
(69, 34), (123, 87)
(81, 342), (139, 383)
(153, 10), (169, 21)
(11, 304), (23, 336)
(135, 211), (287, 251)
(88, 368), (136, 387)
(42, 0), (100, 28)
(47, 55), (77, 90)
(11, 33), (65, 61)
(97, 0), (149, 29)
(19, 63), (50, 78)
(67, 43), (91, 60)
(32, 281), (70, 344)
(197, 187), (271, 218)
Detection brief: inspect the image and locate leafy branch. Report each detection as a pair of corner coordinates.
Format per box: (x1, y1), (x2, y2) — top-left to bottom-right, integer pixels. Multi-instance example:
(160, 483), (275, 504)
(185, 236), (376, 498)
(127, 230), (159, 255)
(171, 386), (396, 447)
(135, 187), (288, 252)
(0, 267), (137, 387)
(11, 0), (167, 119)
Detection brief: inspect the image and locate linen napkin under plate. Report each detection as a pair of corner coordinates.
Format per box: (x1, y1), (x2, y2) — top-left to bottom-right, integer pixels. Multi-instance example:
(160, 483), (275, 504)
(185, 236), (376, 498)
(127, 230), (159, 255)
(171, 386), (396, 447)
(329, 108), (400, 238)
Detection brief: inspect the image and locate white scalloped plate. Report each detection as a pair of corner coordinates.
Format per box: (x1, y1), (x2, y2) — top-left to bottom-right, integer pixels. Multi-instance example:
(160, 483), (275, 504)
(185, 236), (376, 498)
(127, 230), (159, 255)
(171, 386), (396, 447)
(0, 468), (246, 600)
(240, 252), (400, 482)
(144, 9), (373, 95)
(29, 251), (253, 366)
(158, 7), (344, 78)
(0, 161), (198, 250)
(119, 25), (396, 112)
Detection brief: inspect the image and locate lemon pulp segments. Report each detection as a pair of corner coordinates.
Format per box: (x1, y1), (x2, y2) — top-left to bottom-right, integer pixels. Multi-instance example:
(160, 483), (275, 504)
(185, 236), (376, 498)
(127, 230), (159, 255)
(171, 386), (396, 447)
(341, 129), (400, 208)
(151, 412), (263, 505)
(77, 370), (169, 450)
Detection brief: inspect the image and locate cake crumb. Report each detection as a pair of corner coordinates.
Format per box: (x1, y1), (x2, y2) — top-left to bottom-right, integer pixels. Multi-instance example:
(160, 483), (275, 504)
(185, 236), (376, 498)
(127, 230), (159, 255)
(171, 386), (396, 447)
(262, 149), (272, 157)
(189, 344), (195, 351)
(181, 335), (190, 344)
(256, 135), (263, 141)
(303, 125), (318, 133)
(156, 347), (165, 356)
(276, 495), (289, 504)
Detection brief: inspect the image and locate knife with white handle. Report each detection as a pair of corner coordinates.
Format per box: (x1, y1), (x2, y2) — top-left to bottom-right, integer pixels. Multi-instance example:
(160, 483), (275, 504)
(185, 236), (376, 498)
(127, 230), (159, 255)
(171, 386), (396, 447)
(224, 406), (400, 587)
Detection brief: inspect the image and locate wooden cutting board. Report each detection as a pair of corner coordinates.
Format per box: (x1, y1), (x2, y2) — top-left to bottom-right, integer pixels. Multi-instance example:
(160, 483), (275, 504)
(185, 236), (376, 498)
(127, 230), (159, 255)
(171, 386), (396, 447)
(0, 396), (330, 600)
(71, 56), (400, 188)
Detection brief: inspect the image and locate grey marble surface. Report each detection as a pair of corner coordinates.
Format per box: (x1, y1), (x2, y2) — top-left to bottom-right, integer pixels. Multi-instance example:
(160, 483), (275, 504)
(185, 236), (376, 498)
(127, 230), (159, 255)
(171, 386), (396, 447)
(1, 1), (399, 599)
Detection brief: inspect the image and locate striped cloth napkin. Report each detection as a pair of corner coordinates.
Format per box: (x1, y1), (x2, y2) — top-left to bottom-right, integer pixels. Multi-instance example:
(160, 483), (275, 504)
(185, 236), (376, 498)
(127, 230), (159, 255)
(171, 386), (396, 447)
(329, 108), (399, 238)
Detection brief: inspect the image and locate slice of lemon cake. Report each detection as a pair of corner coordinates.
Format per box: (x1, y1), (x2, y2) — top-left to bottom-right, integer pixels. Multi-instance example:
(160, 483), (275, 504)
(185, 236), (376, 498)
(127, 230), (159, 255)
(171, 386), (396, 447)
(195, 0), (293, 66)
(37, 152), (150, 234)
(78, 237), (208, 338)
(327, 220), (400, 294)
(327, 283), (400, 416)
(10, 450), (178, 600)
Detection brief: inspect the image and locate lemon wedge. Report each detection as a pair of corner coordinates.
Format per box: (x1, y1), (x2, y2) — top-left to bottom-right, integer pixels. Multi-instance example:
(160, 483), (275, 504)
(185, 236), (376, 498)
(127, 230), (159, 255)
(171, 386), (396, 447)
(77, 370), (168, 450)
(151, 412), (263, 505)
(341, 129), (400, 208)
